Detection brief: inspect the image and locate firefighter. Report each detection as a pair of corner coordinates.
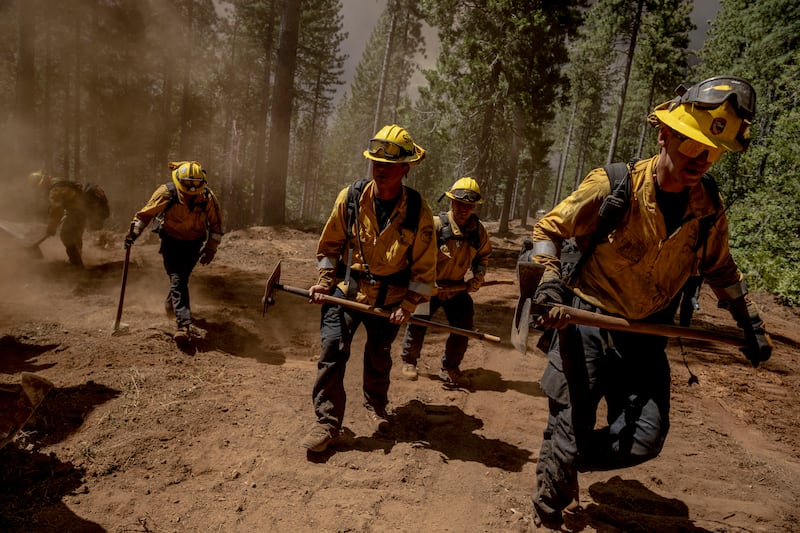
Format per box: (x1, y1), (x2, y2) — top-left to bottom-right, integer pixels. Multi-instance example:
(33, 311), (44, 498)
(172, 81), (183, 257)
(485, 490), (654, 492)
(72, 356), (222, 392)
(301, 124), (437, 453)
(398, 177), (492, 387)
(525, 76), (772, 530)
(27, 171), (110, 267)
(124, 161), (223, 343)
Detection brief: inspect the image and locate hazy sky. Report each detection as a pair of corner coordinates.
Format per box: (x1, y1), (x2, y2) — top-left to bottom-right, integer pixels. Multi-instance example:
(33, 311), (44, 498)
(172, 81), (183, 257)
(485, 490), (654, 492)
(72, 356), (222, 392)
(337, 1), (721, 102)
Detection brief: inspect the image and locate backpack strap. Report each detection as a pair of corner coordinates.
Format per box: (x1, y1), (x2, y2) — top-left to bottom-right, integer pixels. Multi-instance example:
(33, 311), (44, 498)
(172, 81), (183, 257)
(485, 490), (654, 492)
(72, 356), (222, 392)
(564, 159), (636, 284)
(340, 178), (370, 293)
(401, 185), (421, 234)
(151, 182), (180, 234)
(695, 174), (722, 276)
(437, 212), (452, 247)
(437, 211), (480, 250)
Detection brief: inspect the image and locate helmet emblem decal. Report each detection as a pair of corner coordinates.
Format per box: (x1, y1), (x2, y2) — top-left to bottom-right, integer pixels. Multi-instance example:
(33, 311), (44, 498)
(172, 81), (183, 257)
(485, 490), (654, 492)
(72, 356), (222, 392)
(710, 118), (726, 135)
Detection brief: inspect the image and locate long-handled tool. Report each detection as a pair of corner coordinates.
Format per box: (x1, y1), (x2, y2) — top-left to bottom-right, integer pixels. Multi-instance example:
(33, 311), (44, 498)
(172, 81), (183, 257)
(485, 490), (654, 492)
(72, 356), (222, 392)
(112, 224), (134, 336)
(511, 261), (747, 354)
(0, 372), (55, 450)
(262, 261), (501, 343)
(435, 279), (514, 297)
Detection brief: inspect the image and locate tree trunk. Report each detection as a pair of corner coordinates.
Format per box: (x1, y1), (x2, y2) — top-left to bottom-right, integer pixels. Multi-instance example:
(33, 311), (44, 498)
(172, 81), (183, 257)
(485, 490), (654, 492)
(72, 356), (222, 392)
(366, 3), (397, 178)
(606, 0), (644, 165)
(499, 113), (523, 234)
(71, 13), (81, 180)
(263, 0), (301, 226)
(178, 2), (195, 157)
(554, 101), (577, 208)
(254, 0), (277, 225)
(637, 77), (656, 159)
(14, 0), (36, 168)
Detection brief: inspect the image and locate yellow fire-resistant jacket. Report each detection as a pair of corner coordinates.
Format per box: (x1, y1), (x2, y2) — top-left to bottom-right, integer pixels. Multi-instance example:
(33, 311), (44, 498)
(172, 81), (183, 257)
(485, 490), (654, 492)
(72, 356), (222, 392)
(316, 180), (437, 312)
(434, 211), (492, 300)
(133, 184), (223, 249)
(45, 179), (88, 236)
(533, 154), (744, 320)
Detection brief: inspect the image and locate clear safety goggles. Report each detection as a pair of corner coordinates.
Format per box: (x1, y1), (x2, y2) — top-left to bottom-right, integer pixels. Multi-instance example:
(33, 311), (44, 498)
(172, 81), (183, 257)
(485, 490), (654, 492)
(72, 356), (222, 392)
(367, 138), (413, 160)
(673, 131), (724, 162)
(449, 189), (481, 203)
(678, 76), (755, 120)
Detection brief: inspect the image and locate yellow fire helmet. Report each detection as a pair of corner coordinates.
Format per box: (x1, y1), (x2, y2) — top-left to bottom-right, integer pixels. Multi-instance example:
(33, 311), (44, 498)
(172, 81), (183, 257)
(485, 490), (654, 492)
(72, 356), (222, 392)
(27, 170), (47, 187)
(169, 160), (207, 195)
(363, 124), (425, 165)
(649, 76), (756, 152)
(445, 176), (483, 204)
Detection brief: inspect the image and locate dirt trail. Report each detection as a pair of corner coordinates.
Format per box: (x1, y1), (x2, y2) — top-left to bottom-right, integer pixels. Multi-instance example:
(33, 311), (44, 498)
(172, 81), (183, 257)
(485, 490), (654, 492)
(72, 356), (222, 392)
(1, 223), (799, 532)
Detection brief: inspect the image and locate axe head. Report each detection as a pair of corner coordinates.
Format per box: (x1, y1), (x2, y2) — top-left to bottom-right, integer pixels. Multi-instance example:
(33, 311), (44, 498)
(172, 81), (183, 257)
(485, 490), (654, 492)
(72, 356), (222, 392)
(262, 261), (282, 315)
(510, 261), (545, 354)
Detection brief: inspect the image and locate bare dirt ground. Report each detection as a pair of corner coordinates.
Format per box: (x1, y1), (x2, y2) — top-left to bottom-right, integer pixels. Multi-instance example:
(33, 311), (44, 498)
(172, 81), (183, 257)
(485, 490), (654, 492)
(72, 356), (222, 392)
(1, 221), (799, 533)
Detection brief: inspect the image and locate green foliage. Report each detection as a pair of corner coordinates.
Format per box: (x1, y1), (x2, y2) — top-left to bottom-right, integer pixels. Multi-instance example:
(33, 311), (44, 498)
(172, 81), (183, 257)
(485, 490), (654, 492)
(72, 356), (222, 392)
(695, 0), (800, 305)
(413, 0), (584, 224)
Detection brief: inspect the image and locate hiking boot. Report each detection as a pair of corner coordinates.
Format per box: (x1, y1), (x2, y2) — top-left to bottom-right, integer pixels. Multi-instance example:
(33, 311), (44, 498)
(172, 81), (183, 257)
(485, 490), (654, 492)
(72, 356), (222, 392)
(301, 424), (338, 453)
(438, 367), (471, 388)
(532, 505), (564, 532)
(365, 404), (390, 433)
(173, 326), (191, 342)
(400, 363), (418, 381)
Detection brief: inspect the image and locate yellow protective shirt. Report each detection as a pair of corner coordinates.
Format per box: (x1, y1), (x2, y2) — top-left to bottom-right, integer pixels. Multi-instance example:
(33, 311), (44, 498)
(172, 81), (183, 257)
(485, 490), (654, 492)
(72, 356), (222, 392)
(533, 154), (743, 319)
(133, 184), (223, 247)
(316, 180), (437, 313)
(434, 211), (492, 300)
(46, 180), (87, 235)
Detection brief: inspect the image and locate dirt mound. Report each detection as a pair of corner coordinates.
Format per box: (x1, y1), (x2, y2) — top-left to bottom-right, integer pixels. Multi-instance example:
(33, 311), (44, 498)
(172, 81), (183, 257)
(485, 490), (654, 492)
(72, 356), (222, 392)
(1, 223), (799, 532)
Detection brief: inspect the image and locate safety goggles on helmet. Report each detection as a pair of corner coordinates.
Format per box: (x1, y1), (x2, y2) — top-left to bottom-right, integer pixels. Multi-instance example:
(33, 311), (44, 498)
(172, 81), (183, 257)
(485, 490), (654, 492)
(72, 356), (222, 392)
(673, 130), (724, 163)
(676, 76), (755, 121)
(178, 177), (206, 192)
(367, 138), (414, 161)
(448, 189), (482, 203)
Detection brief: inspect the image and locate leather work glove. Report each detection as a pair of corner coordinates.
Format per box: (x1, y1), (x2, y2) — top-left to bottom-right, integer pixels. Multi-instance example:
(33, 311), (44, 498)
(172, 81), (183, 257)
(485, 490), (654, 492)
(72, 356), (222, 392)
(124, 227), (140, 249)
(518, 238), (534, 263)
(722, 295), (773, 367)
(467, 277), (481, 293)
(199, 245), (216, 265)
(532, 278), (571, 329)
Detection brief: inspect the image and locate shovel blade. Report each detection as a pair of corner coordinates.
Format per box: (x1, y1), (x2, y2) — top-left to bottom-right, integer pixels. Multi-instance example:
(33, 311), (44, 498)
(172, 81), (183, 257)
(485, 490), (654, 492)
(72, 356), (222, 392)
(517, 261), (545, 298)
(510, 297), (531, 354)
(262, 261), (281, 315)
(510, 261), (545, 354)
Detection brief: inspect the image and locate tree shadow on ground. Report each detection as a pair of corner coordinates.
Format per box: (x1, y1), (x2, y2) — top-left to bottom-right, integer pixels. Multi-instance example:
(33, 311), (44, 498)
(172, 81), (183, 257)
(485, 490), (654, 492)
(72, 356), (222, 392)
(308, 399), (534, 472)
(564, 476), (711, 533)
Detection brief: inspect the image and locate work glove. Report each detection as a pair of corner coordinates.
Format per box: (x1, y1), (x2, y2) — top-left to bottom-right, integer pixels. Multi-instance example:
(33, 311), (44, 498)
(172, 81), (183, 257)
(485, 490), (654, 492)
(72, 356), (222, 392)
(467, 277), (481, 293)
(518, 238), (534, 263)
(199, 245), (216, 265)
(721, 295), (773, 367)
(532, 278), (570, 329)
(124, 227), (140, 249)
